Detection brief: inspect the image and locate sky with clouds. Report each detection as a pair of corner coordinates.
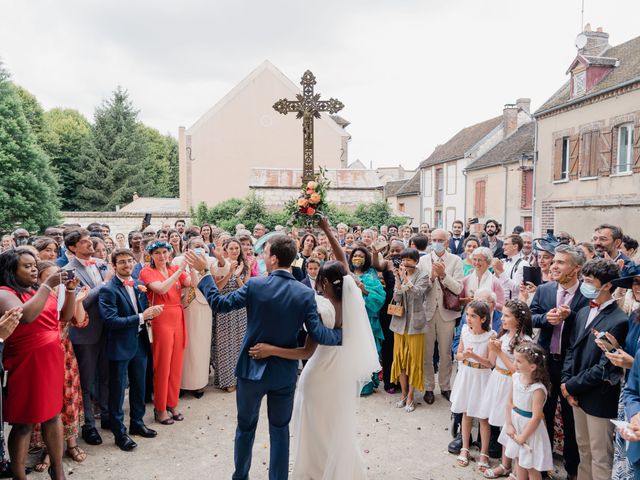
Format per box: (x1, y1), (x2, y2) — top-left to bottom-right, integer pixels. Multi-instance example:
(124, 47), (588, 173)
(1, 0), (639, 170)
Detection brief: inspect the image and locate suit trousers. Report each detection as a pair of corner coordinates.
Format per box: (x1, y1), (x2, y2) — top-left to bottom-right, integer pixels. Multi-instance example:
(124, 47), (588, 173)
(108, 334), (149, 439)
(233, 378), (296, 480)
(424, 308), (455, 391)
(73, 338), (109, 428)
(572, 406), (614, 480)
(544, 356), (579, 475)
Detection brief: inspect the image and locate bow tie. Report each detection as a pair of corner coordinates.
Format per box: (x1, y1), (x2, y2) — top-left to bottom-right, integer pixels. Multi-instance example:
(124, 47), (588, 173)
(86, 260), (96, 266)
(122, 280), (135, 287)
(504, 258), (512, 263)
(589, 301), (600, 309)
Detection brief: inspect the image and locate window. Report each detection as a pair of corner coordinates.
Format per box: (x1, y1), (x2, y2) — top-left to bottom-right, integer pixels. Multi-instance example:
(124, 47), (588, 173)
(522, 216), (533, 232)
(435, 168), (444, 207)
(554, 136), (570, 181)
(434, 210), (443, 229)
(398, 202), (405, 212)
(521, 170), (533, 209)
(573, 71), (586, 97)
(616, 123), (634, 174)
(561, 137), (570, 179)
(474, 179), (486, 217)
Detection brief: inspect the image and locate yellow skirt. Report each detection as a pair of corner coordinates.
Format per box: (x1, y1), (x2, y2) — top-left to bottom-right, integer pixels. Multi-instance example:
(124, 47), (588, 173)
(390, 332), (425, 390)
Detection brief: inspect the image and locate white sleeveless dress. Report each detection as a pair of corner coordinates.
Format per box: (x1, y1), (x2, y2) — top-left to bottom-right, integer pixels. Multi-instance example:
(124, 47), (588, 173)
(291, 294), (368, 480)
(479, 334), (532, 426)
(498, 373), (553, 471)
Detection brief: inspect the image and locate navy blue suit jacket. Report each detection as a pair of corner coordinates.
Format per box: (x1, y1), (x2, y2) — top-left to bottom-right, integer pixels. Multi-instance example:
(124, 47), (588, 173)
(98, 277), (149, 362)
(198, 269), (342, 384)
(624, 349), (640, 463)
(448, 237), (465, 257)
(530, 281), (589, 359)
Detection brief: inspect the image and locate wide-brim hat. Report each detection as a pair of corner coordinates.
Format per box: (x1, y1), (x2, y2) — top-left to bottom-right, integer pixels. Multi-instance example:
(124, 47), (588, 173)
(533, 237), (559, 255)
(611, 263), (640, 289)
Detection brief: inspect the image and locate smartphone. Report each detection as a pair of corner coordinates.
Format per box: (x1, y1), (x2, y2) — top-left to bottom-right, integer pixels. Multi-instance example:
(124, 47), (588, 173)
(66, 269), (76, 281)
(469, 218), (479, 224)
(596, 331), (617, 353)
(523, 266), (542, 286)
(143, 213), (152, 225)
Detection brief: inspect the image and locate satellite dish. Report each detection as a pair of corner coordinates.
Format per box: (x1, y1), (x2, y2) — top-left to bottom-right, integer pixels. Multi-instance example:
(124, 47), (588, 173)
(575, 33), (588, 49)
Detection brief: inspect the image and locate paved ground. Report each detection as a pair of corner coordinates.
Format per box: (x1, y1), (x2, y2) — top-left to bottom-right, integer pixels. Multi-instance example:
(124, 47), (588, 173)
(33, 378), (568, 480)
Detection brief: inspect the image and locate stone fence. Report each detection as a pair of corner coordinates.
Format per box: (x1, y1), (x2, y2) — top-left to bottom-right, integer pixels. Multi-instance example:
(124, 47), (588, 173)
(61, 211), (192, 237)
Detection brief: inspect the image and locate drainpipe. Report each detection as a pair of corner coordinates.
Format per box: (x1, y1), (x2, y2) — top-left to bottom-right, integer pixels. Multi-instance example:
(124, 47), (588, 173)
(532, 119), (539, 236)
(503, 163), (509, 232)
(419, 169), (424, 224)
(462, 164), (467, 225)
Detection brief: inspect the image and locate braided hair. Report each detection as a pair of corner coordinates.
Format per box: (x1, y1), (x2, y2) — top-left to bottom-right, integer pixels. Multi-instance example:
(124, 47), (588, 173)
(515, 342), (551, 392)
(499, 299), (534, 353)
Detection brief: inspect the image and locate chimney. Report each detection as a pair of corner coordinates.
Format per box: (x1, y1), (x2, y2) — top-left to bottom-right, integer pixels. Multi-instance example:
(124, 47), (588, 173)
(516, 98), (531, 114)
(579, 23), (610, 56)
(503, 104), (518, 137)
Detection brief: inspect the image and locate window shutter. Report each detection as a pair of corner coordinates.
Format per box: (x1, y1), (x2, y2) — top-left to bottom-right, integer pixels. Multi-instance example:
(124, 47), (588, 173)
(474, 180), (486, 217)
(634, 125), (640, 173)
(580, 131), (592, 178)
(553, 137), (563, 180)
(588, 130), (599, 177)
(569, 134), (580, 179)
(598, 129), (612, 176)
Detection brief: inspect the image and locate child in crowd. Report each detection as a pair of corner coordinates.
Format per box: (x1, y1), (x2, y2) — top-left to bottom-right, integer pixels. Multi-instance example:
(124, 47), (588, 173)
(481, 299), (533, 479)
(499, 342), (553, 480)
(450, 300), (496, 471)
(312, 246), (329, 263)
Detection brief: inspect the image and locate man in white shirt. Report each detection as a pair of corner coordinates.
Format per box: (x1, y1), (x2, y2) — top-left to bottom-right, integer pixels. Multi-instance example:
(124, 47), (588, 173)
(492, 234), (529, 300)
(419, 229), (464, 404)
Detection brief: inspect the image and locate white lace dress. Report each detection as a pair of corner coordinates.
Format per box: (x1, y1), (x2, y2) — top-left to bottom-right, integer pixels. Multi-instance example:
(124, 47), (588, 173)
(498, 373), (553, 471)
(450, 325), (495, 418)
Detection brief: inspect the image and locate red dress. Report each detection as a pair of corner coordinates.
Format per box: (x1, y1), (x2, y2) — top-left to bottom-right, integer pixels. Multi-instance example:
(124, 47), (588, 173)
(139, 266), (188, 412)
(0, 287), (64, 424)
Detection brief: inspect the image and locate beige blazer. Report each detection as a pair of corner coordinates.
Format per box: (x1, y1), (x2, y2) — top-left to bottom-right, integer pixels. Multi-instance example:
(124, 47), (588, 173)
(418, 251), (464, 322)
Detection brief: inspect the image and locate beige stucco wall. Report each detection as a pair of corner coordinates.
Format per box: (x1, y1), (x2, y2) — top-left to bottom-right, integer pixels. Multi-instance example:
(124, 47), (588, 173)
(535, 87), (640, 235)
(180, 63), (348, 209)
(555, 204), (640, 241)
(387, 194), (420, 226)
(465, 162), (533, 233)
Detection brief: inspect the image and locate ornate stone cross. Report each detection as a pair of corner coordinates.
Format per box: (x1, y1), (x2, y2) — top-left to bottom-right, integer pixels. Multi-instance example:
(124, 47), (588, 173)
(273, 70), (344, 181)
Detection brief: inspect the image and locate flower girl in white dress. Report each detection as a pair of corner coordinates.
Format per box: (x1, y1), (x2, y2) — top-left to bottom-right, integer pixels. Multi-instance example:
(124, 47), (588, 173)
(498, 342), (553, 479)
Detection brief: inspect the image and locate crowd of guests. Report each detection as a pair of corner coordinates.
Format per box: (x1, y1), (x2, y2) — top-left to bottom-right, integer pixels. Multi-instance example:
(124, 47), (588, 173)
(0, 217), (639, 480)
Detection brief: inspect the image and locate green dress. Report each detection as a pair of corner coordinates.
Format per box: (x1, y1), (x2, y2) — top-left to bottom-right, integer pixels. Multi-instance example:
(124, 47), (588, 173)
(356, 268), (386, 395)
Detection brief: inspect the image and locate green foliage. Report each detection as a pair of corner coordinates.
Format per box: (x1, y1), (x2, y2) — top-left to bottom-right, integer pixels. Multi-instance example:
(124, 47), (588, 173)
(352, 200), (407, 227)
(0, 65), (60, 232)
(14, 86), (45, 140)
(39, 108), (91, 210)
(139, 125), (179, 197)
(76, 87), (152, 210)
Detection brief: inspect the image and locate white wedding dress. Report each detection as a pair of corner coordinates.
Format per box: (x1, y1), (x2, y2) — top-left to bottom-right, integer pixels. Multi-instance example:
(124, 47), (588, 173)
(291, 275), (380, 480)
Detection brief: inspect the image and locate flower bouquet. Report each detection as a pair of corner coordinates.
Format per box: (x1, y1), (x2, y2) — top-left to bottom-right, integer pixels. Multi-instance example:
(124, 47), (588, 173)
(286, 167), (330, 227)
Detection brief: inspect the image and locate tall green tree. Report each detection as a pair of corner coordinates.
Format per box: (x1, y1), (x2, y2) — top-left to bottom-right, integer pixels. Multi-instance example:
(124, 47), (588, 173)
(39, 108), (91, 210)
(14, 86), (45, 140)
(139, 125), (179, 197)
(77, 87), (152, 210)
(0, 65), (60, 231)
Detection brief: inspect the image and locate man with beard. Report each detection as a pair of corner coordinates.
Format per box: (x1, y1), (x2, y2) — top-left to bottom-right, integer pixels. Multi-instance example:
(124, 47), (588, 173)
(481, 219), (504, 259)
(529, 244), (589, 480)
(593, 224), (633, 271)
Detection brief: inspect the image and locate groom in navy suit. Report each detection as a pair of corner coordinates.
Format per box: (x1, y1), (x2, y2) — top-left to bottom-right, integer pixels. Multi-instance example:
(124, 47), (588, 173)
(99, 249), (163, 451)
(187, 235), (342, 480)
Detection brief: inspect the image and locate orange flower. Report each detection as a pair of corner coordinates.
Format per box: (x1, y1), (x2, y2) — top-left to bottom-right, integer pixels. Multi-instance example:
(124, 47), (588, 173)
(307, 181), (318, 190)
(307, 207), (316, 215)
(309, 192), (321, 204)
(297, 197), (309, 208)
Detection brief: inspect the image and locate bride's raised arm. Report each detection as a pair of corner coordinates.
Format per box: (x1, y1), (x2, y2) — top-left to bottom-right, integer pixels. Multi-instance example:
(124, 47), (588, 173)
(317, 217), (348, 270)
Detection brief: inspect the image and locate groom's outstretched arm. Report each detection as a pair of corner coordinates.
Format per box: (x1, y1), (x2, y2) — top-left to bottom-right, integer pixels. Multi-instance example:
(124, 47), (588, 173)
(198, 274), (248, 313)
(304, 296), (342, 346)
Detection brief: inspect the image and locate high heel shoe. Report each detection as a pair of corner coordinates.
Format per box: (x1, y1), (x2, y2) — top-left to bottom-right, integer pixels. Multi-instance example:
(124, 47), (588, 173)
(154, 409), (174, 425)
(167, 407), (184, 421)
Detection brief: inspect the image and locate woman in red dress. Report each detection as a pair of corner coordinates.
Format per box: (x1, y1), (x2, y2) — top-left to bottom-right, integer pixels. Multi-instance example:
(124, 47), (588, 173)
(139, 241), (197, 425)
(0, 247), (78, 480)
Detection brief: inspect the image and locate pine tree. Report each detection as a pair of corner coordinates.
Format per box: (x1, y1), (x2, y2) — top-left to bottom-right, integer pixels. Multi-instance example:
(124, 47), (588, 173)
(0, 65), (60, 231)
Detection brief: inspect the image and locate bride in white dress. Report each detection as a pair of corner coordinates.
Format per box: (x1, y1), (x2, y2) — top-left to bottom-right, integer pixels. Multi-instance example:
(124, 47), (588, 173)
(249, 218), (380, 479)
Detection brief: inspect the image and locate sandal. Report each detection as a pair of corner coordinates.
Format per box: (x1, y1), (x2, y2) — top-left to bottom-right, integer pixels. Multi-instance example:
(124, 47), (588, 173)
(478, 453), (491, 472)
(394, 396), (407, 408)
(226, 386), (236, 393)
(34, 451), (50, 473)
(154, 409), (175, 425)
(167, 407), (184, 421)
(405, 401), (415, 413)
(66, 445), (87, 463)
(484, 463), (511, 478)
(456, 447), (471, 467)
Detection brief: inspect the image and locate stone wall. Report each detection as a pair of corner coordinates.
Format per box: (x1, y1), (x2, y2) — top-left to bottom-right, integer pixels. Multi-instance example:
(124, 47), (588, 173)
(61, 211), (192, 237)
(251, 187), (384, 210)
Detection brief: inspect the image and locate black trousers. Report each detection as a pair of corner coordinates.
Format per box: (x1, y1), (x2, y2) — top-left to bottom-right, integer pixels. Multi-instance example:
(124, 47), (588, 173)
(544, 355), (579, 476)
(378, 309), (396, 388)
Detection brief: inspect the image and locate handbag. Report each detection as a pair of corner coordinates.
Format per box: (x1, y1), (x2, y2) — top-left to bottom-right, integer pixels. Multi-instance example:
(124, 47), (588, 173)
(387, 299), (405, 317)
(438, 278), (461, 312)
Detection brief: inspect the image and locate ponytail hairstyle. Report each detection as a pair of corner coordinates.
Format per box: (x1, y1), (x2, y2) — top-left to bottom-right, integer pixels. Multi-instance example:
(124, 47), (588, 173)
(316, 260), (348, 300)
(515, 342), (551, 392)
(466, 300), (491, 332)
(500, 299), (534, 353)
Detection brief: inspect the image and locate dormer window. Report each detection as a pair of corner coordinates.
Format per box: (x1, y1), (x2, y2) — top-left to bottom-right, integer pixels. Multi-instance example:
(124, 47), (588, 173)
(573, 71), (586, 97)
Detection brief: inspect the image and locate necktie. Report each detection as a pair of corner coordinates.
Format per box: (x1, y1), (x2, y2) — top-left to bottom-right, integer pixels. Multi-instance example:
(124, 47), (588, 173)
(123, 279), (135, 287)
(589, 300), (600, 309)
(549, 289), (569, 355)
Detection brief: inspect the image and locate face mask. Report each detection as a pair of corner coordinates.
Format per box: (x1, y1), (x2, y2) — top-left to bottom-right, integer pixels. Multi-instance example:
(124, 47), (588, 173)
(432, 242), (445, 254)
(352, 258), (365, 268)
(15, 238), (28, 246)
(580, 282), (600, 299)
(193, 247), (206, 256)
